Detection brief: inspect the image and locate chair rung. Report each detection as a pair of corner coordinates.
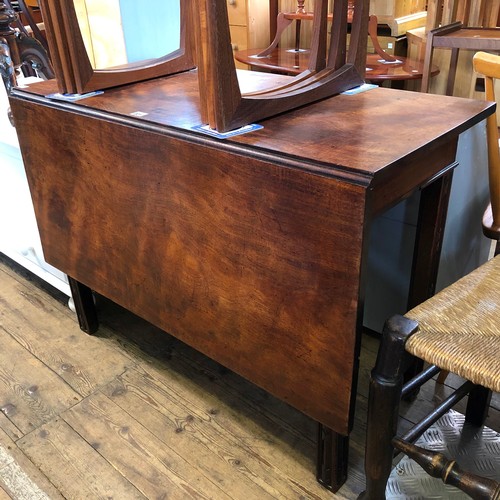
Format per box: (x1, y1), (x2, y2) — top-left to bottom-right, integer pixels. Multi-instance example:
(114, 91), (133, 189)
(392, 437), (500, 498)
(399, 381), (474, 445)
(402, 364), (442, 397)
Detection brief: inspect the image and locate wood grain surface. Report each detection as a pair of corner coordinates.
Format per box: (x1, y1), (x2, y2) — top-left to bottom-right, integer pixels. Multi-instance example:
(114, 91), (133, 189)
(11, 97), (367, 434)
(9, 72), (493, 438)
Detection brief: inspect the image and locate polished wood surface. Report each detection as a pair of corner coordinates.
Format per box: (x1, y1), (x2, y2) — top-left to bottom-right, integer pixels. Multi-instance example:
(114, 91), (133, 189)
(235, 48), (440, 82)
(432, 27), (500, 49)
(11, 85), (368, 435)
(9, 71), (493, 489)
(14, 72), (491, 201)
(197, 0), (369, 132)
(247, 11), (425, 84)
(421, 22), (500, 98)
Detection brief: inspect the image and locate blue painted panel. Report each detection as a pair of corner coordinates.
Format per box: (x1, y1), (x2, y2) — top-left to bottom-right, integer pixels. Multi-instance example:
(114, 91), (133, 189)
(119, 0), (180, 63)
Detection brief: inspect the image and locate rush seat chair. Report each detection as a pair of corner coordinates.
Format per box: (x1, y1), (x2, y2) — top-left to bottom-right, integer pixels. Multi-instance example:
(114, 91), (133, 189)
(361, 254), (500, 499)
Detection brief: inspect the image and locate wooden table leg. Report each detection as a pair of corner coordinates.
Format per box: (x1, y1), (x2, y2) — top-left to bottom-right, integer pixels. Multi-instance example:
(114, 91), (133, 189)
(316, 424), (349, 492)
(408, 170), (454, 309)
(404, 170), (454, 382)
(68, 276), (99, 334)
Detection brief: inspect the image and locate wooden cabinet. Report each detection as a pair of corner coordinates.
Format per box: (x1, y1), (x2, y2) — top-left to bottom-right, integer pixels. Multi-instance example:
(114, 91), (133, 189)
(369, 0), (427, 36)
(228, 0), (270, 68)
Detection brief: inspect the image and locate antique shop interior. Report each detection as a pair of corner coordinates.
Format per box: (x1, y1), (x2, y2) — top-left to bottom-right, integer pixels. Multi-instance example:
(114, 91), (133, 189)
(0, 0), (499, 498)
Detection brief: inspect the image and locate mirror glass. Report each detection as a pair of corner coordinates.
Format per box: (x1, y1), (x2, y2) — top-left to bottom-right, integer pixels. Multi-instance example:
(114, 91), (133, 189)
(73, 0), (181, 70)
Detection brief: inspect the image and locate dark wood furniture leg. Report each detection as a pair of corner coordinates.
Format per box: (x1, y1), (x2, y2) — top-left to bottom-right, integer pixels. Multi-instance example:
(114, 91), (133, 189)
(408, 170), (454, 308)
(68, 276), (99, 334)
(404, 170), (454, 383)
(360, 315), (419, 500)
(465, 385), (492, 426)
(316, 424), (349, 492)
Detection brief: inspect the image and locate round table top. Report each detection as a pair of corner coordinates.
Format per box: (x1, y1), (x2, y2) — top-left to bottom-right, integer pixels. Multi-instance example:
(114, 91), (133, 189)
(234, 48), (440, 82)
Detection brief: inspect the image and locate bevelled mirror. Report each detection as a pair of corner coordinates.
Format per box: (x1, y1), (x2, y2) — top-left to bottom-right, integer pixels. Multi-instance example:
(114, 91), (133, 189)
(40, 0), (195, 94)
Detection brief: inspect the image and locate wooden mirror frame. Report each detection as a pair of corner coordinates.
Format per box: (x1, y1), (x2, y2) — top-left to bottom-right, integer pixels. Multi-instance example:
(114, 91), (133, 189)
(197, 0), (369, 132)
(40, 0), (195, 94)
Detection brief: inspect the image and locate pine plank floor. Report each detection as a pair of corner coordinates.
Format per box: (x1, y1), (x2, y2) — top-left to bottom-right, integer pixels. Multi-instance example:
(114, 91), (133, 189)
(0, 255), (498, 499)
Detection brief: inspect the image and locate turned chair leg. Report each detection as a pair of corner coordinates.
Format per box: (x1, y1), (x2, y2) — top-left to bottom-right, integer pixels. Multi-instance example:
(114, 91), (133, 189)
(68, 276), (99, 334)
(360, 315), (419, 500)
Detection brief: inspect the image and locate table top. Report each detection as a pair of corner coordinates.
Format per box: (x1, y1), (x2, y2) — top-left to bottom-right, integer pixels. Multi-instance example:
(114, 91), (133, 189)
(14, 69), (492, 181)
(235, 49), (441, 82)
(432, 27), (500, 49)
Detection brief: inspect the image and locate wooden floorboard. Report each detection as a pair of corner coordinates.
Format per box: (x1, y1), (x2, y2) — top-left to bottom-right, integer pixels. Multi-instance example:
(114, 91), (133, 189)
(0, 427), (62, 499)
(0, 255), (498, 499)
(0, 325), (81, 435)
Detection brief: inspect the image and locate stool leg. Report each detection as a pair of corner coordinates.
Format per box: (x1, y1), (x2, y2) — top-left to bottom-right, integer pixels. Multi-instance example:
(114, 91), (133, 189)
(68, 276), (99, 334)
(465, 385), (492, 426)
(360, 315), (419, 500)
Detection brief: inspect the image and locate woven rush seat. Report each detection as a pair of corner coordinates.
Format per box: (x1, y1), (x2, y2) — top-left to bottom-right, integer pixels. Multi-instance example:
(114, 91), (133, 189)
(405, 254), (500, 393)
(361, 254), (500, 499)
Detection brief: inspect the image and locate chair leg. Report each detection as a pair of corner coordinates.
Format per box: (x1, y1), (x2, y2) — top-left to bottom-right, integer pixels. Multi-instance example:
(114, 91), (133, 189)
(360, 315), (419, 500)
(465, 385), (492, 426)
(436, 369), (449, 384)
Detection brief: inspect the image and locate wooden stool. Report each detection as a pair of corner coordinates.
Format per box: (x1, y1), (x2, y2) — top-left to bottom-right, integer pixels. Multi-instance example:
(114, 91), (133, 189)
(421, 22), (500, 95)
(361, 255), (500, 499)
